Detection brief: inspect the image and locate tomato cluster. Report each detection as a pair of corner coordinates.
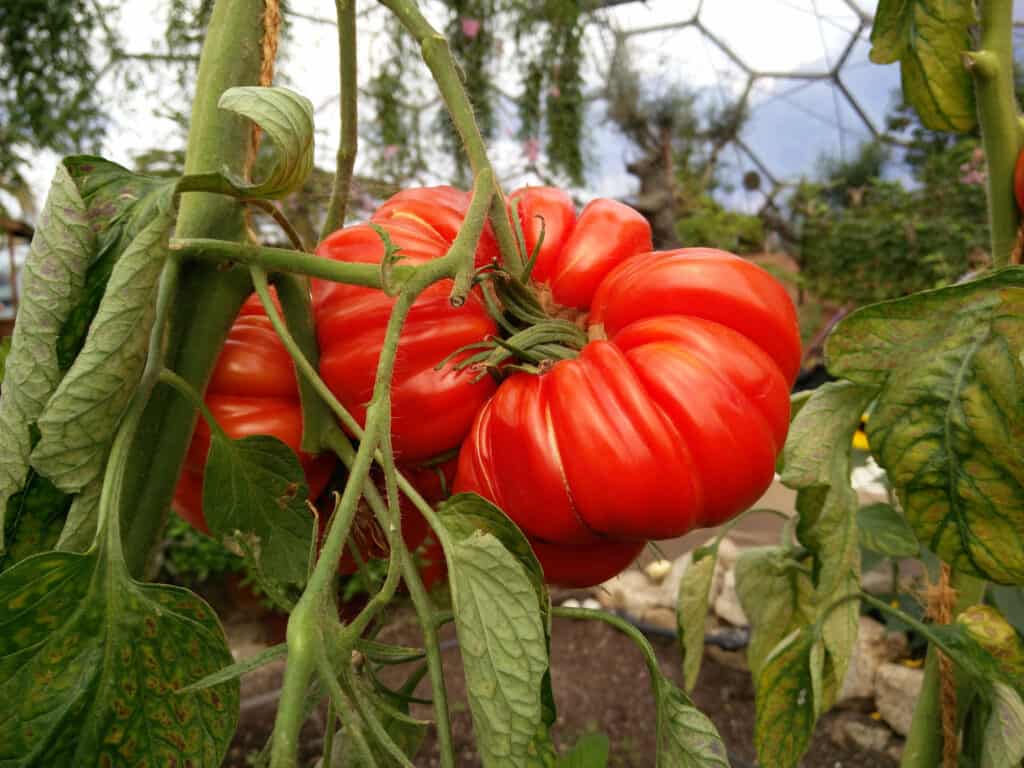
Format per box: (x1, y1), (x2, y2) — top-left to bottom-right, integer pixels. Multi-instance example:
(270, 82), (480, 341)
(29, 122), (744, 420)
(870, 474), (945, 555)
(175, 185), (800, 589)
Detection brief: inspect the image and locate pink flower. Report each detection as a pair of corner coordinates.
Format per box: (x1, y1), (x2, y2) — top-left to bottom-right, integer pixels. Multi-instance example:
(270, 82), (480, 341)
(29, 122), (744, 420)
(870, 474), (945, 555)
(524, 137), (541, 164)
(383, 144), (399, 160)
(461, 17), (481, 38)
(548, 85), (561, 99)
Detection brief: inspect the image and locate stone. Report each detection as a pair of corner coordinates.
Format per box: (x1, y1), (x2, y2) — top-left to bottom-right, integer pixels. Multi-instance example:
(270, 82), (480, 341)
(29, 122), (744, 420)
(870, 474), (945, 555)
(580, 597), (601, 611)
(828, 714), (892, 752)
(654, 553), (692, 608)
(560, 598), (581, 609)
(596, 569), (654, 611)
(713, 569), (748, 627)
(875, 662), (924, 736)
(839, 616), (909, 703)
(638, 606), (677, 632)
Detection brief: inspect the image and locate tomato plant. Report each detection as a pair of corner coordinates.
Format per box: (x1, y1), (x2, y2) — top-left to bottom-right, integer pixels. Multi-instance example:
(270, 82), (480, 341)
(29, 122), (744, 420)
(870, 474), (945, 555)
(173, 293), (334, 532)
(1, 2), (1024, 768)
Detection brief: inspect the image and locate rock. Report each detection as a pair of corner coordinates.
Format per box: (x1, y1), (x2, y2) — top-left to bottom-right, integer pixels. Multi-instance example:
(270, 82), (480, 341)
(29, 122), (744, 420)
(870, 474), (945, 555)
(829, 714), (892, 752)
(560, 598), (581, 609)
(638, 606), (677, 632)
(875, 662), (924, 736)
(706, 644), (750, 673)
(654, 553), (692, 608)
(580, 597), (601, 611)
(596, 569), (655, 612)
(644, 558), (673, 583)
(839, 616), (909, 703)
(716, 537), (740, 572)
(713, 569), (748, 627)
(887, 739), (905, 762)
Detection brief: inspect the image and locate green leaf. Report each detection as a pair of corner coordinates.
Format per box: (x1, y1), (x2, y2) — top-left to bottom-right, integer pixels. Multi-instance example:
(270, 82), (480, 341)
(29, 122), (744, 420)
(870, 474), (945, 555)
(0, 550), (238, 766)
(556, 733), (609, 768)
(355, 638), (426, 666)
(957, 604), (1024, 679)
(203, 433), (314, 586)
(435, 493), (555, 767)
(57, 157), (177, 370)
(827, 269), (1024, 583)
(180, 87), (314, 200)
(0, 469), (71, 573)
(857, 502), (920, 557)
(982, 683), (1024, 768)
(754, 628), (818, 768)
(735, 547), (816, 680)
(655, 682), (729, 768)
(178, 643), (286, 694)
(31, 204), (173, 493)
(678, 548), (717, 691)
(55, 473), (101, 552)
(991, 585), (1024, 637)
(0, 336), (10, 384)
(869, 0), (976, 132)
(0, 164), (93, 546)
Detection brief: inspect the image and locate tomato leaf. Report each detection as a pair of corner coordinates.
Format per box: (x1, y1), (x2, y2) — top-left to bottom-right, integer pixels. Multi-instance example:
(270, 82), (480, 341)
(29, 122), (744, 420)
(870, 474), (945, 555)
(55, 474), (102, 552)
(982, 684), (1024, 768)
(655, 681), (729, 768)
(0, 164), (93, 547)
(556, 732), (609, 767)
(0, 550), (238, 766)
(180, 86), (314, 200)
(735, 547), (816, 681)
(857, 502), (919, 557)
(31, 203), (173, 494)
(0, 469), (70, 574)
(827, 269), (1024, 584)
(991, 586), (1024, 637)
(203, 433), (314, 586)
(435, 493), (556, 767)
(678, 547), (717, 692)
(781, 381), (871, 702)
(753, 628), (819, 768)
(57, 157), (178, 370)
(178, 642), (287, 694)
(0, 336), (10, 383)
(869, 0), (975, 133)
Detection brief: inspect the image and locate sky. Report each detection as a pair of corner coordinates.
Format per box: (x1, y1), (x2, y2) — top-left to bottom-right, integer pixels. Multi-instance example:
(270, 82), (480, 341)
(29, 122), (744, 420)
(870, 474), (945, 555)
(10, 0), (907, 220)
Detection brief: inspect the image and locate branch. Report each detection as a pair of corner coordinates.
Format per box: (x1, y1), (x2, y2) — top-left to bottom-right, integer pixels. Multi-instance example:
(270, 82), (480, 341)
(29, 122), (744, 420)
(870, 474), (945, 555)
(321, 0), (359, 240)
(377, 0), (522, 275)
(965, 0), (1021, 267)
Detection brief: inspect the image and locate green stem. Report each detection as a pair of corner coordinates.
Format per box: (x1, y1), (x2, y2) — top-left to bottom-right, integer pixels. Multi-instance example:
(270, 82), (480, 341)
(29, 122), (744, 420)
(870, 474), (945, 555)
(376, 0), (522, 274)
(119, 0), (264, 578)
(967, 0), (1020, 267)
(321, 0), (358, 240)
(156, 368), (223, 439)
(245, 199), (307, 252)
(323, 427), (456, 768)
(97, 257), (181, 562)
(172, 238), (386, 288)
(256, 269), (329, 454)
(900, 572), (986, 768)
(321, 699), (337, 768)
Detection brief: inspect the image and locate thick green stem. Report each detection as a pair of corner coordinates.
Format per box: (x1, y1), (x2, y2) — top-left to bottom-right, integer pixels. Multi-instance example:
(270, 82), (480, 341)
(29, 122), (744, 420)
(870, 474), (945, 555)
(900, 572), (986, 768)
(967, 0), (1020, 267)
(377, 0), (522, 274)
(261, 270), (329, 454)
(171, 237), (386, 288)
(321, 0), (358, 239)
(119, 0), (264, 578)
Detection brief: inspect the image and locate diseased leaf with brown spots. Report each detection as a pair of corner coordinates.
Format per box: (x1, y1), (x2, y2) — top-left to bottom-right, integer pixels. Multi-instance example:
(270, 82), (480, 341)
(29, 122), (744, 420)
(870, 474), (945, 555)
(827, 268), (1024, 584)
(0, 550), (238, 766)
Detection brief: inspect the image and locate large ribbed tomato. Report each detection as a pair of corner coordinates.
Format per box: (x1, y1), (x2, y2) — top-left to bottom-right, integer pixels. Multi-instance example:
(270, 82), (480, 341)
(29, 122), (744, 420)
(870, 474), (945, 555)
(173, 293), (335, 534)
(313, 187), (499, 465)
(456, 188), (801, 587)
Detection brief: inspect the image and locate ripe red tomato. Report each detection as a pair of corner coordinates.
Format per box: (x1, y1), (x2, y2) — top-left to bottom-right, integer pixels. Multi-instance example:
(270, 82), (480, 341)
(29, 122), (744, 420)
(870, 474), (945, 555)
(455, 190), (800, 587)
(313, 189), (499, 465)
(174, 293), (335, 534)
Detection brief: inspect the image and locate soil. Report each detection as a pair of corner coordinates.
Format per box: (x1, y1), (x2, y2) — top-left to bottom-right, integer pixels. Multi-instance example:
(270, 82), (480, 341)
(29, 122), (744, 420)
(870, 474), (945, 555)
(219, 600), (898, 768)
